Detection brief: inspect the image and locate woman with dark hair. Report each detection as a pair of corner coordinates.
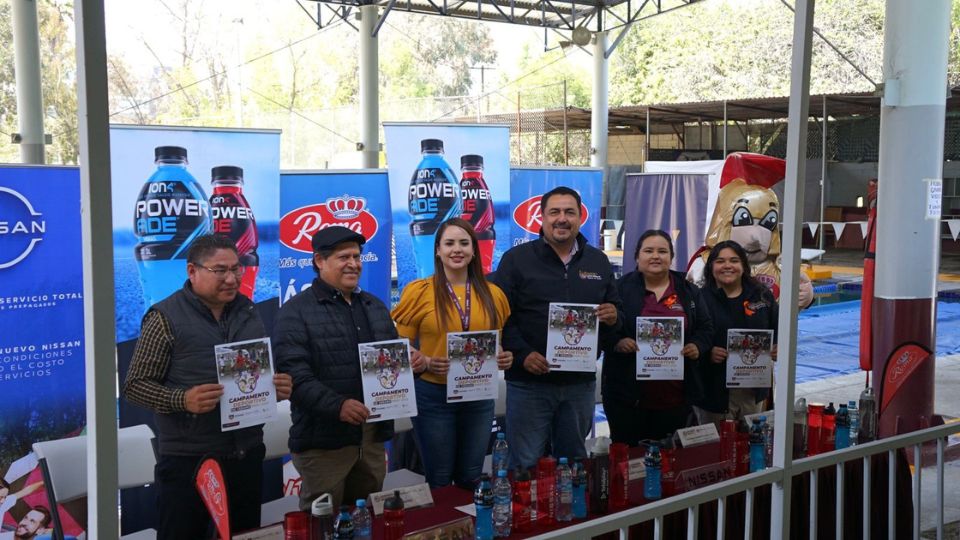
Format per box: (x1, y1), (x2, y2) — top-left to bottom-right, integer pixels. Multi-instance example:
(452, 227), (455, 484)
(602, 229), (714, 445)
(392, 218), (513, 488)
(694, 240), (779, 426)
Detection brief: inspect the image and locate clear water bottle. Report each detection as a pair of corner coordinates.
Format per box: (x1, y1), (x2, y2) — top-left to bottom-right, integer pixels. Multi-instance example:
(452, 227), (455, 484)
(555, 458), (573, 522)
(350, 499), (371, 540)
(571, 457), (588, 519)
(749, 418), (765, 472)
(835, 403), (851, 449)
(793, 397), (808, 458)
(492, 469), (512, 537)
(474, 473), (494, 540)
(643, 445), (662, 500)
(859, 386), (877, 443)
(134, 146), (211, 308)
(847, 400), (860, 446)
(408, 139), (461, 279)
(492, 432), (509, 474)
(760, 415), (773, 467)
(333, 506), (353, 540)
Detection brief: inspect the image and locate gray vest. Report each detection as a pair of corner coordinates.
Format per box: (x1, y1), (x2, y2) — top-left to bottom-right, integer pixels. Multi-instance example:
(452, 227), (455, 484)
(152, 283), (265, 457)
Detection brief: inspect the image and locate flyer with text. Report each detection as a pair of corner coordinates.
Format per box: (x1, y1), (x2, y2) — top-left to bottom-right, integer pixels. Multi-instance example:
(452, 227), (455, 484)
(216, 337), (277, 431)
(636, 317), (685, 380)
(546, 303), (599, 372)
(359, 339), (417, 421)
(446, 330), (499, 403)
(726, 329), (774, 388)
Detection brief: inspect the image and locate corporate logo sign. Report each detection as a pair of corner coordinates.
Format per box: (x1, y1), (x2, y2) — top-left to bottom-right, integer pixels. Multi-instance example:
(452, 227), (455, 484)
(511, 194), (590, 236)
(0, 186), (47, 269)
(279, 194), (380, 253)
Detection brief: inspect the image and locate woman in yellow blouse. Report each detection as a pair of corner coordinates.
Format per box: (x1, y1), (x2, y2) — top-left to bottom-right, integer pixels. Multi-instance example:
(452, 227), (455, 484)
(392, 218), (512, 488)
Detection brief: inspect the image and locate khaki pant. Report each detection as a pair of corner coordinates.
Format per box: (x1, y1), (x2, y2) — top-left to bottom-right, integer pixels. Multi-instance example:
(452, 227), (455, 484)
(292, 423), (386, 511)
(694, 389), (766, 427)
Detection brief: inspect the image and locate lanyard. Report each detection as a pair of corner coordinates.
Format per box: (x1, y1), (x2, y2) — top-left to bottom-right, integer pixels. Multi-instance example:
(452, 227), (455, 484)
(445, 281), (471, 331)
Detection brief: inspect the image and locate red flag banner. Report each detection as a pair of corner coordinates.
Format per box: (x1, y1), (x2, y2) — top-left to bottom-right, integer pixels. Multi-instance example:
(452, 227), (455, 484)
(195, 457), (231, 539)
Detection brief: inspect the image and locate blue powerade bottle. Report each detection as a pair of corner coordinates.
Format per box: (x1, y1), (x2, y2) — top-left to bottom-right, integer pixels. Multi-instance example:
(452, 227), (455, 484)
(134, 146), (211, 307)
(408, 139), (460, 279)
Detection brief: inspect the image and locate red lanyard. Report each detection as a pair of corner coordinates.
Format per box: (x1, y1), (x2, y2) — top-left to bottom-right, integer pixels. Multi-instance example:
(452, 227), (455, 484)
(445, 282), (471, 331)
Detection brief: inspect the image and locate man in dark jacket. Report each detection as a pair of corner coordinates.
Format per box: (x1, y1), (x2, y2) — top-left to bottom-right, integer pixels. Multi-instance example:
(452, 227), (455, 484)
(274, 226), (398, 511)
(492, 186), (621, 470)
(122, 234), (292, 538)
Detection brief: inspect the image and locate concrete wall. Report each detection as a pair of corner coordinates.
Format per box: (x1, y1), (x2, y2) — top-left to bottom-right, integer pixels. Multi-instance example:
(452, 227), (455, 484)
(608, 134), (645, 166)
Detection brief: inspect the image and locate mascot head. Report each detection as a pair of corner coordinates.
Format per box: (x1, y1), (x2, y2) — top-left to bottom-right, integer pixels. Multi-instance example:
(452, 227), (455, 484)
(701, 153), (785, 290)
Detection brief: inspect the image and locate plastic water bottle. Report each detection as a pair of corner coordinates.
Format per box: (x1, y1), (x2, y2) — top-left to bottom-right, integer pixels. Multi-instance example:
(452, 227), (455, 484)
(134, 146), (211, 307)
(383, 490), (405, 540)
(333, 506), (353, 539)
(459, 154), (496, 274)
(571, 457), (587, 519)
(492, 432), (509, 474)
(859, 386), (877, 443)
(847, 400), (860, 446)
(761, 415), (773, 467)
(350, 499), (371, 540)
(643, 445), (662, 500)
(511, 468), (532, 533)
(749, 418), (765, 472)
(209, 165), (259, 299)
(589, 437), (610, 514)
(492, 469), (512, 537)
(408, 139), (460, 279)
(793, 397), (808, 458)
(822, 402), (837, 452)
(475, 473), (494, 540)
(556, 458), (573, 522)
(835, 403), (851, 449)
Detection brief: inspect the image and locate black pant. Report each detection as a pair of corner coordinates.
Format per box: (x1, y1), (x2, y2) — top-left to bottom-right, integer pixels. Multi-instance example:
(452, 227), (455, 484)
(156, 443), (265, 539)
(603, 399), (693, 446)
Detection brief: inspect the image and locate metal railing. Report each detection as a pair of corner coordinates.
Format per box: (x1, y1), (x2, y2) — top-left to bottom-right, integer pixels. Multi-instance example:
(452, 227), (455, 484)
(533, 421), (960, 540)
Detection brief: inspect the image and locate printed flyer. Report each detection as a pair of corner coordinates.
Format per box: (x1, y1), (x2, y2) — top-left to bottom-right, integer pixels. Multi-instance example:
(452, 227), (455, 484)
(636, 317), (685, 380)
(545, 303), (599, 372)
(726, 329), (774, 388)
(359, 339), (417, 422)
(215, 337), (277, 431)
(446, 330), (499, 403)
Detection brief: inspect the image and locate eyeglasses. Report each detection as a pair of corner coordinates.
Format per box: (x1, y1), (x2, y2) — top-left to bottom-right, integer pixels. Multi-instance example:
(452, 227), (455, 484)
(196, 264), (245, 279)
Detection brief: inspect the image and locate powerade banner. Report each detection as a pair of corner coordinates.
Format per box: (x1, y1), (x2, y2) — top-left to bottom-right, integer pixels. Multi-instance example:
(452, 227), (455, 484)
(509, 167), (603, 247)
(383, 123), (511, 292)
(622, 172), (709, 273)
(0, 165), (87, 537)
(110, 125), (281, 342)
(279, 170), (392, 305)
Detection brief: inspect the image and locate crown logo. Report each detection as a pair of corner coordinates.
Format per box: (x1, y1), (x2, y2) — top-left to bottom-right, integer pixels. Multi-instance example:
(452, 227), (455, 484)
(326, 195), (367, 219)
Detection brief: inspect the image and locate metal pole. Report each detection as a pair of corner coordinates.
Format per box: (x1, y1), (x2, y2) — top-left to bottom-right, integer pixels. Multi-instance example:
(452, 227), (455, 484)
(771, 0), (815, 537)
(517, 91), (522, 163)
(645, 106), (651, 166)
(563, 79), (569, 165)
(12, 0), (45, 164)
(359, 5), (379, 168)
(591, 31), (609, 179)
(74, 0), (118, 537)
(819, 97), (827, 254)
(872, 0), (950, 437)
(723, 100), (728, 158)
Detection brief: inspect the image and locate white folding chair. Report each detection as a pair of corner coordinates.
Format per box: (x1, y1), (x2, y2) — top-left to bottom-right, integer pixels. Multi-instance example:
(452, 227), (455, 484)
(383, 415), (425, 490)
(32, 424), (158, 540)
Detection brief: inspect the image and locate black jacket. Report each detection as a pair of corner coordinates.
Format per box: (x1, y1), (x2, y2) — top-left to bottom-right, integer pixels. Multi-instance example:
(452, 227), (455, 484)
(696, 280), (778, 413)
(602, 270), (714, 405)
(274, 279), (397, 452)
(491, 234), (622, 385)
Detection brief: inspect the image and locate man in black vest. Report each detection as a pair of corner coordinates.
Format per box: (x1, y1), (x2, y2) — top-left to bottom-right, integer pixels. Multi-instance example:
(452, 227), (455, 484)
(122, 234), (292, 538)
(274, 226), (398, 511)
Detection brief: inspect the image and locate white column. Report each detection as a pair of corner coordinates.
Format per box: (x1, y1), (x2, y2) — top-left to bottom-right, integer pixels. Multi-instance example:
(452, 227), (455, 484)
(770, 0), (815, 537)
(590, 31), (608, 176)
(74, 0), (118, 538)
(12, 0), (45, 164)
(359, 5), (380, 169)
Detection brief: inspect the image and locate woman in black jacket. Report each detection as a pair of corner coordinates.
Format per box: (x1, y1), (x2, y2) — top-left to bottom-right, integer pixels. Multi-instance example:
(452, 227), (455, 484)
(602, 230), (714, 445)
(693, 240), (779, 426)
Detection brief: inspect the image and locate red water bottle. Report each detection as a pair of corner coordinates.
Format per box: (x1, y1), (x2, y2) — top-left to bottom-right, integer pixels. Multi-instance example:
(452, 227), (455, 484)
(536, 456), (557, 525)
(284, 510), (310, 540)
(383, 490), (405, 540)
(609, 443), (629, 510)
(822, 402), (837, 452)
(210, 165), (259, 299)
(512, 468), (532, 533)
(720, 420), (737, 474)
(807, 403), (824, 456)
(459, 154), (496, 274)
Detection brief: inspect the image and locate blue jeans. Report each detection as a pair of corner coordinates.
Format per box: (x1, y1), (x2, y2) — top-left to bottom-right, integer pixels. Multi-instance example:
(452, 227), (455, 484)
(505, 379), (596, 470)
(411, 378), (495, 488)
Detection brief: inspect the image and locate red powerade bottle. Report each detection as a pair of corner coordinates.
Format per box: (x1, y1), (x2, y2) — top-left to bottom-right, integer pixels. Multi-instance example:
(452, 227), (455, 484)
(459, 155), (496, 274)
(209, 166), (259, 299)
